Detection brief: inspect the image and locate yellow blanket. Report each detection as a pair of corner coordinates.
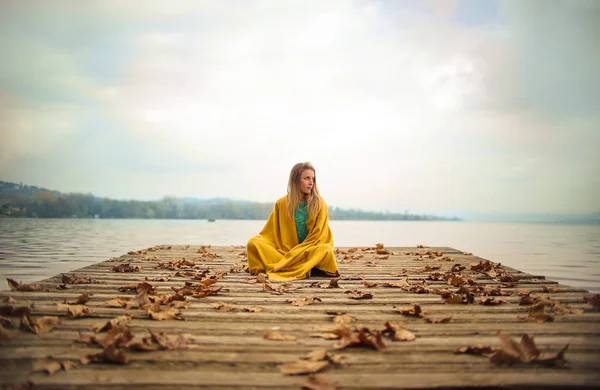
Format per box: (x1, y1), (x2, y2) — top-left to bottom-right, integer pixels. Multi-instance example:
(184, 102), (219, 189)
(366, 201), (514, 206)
(246, 195), (339, 281)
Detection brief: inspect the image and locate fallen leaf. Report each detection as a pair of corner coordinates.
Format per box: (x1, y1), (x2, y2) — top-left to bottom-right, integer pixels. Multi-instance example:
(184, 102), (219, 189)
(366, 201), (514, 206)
(479, 297), (508, 306)
(331, 324), (386, 351)
(588, 293), (600, 307)
(57, 303), (91, 318)
(146, 302), (183, 320)
(6, 296), (17, 304)
(332, 314), (356, 325)
(81, 345), (130, 365)
(6, 278), (41, 292)
(288, 297), (322, 306)
(279, 360), (330, 375)
(213, 302), (237, 311)
(490, 331), (568, 367)
(91, 315), (132, 333)
(381, 321), (416, 341)
(242, 306), (264, 312)
(526, 303), (554, 323)
(31, 360), (62, 376)
(264, 331), (296, 341)
(65, 293), (91, 305)
(552, 304), (584, 316)
(343, 290), (373, 300)
(303, 348), (343, 364)
(302, 374), (338, 390)
(394, 304), (424, 317)
(455, 345), (496, 355)
(61, 274), (95, 284)
(192, 286), (225, 298)
(104, 297), (131, 308)
(363, 281), (378, 288)
(124, 290), (151, 310)
(112, 263), (143, 273)
(20, 315), (61, 334)
(425, 316), (452, 323)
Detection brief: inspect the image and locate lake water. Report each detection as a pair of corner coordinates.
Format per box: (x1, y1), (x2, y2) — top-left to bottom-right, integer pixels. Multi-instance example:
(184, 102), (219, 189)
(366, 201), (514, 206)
(0, 218), (599, 292)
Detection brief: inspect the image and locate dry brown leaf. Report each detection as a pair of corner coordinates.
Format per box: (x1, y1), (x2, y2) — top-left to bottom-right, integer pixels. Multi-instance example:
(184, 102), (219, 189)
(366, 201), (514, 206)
(303, 348), (343, 364)
(310, 332), (341, 340)
(104, 297), (131, 308)
(490, 331), (568, 367)
(264, 331), (296, 341)
(32, 360), (62, 376)
(526, 303), (554, 323)
(363, 281), (378, 288)
(425, 316), (452, 323)
(552, 304), (584, 316)
(588, 293), (600, 307)
(340, 274), (365, 280)
(193, 286), (225, 298)
(65, 293), (91, 305)
(91, 315), (132, 333)
(6, 296), (17, 304)
(112, 263), (142, 272)
(332, 314), (356, 325)
(479, 297), (508, 306)
(242, 306), (264, 312)
(343, 290), (373, 300)
(380, 280), (411, 289)
(326, 324), (386, 351)
(288, 297), (322, 306)
(242, 277), (259, 284)
(213, 302), (237, 311)
(81, 345), (130, 365)
(169, 300), (190, 309)
(381, 321), (416, 341)
(61, 274), (95, 284)
(124, 290), (151, 310)
(57, 303), (91, 318)
(394, 304), (424, 317)
(20, 315), (61, 334)
(146, 302), (183, 320)
(6, 278), (42, 292)
(455, 345), (496, 355)
(279, 360), (330, 375)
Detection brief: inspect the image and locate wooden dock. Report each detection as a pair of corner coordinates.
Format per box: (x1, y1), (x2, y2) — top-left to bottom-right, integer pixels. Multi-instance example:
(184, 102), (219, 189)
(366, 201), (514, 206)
(1, 245), (599, 389)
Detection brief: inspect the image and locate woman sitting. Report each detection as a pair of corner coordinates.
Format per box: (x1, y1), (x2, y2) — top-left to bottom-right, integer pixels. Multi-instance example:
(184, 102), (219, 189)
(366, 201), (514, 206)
(246, 162), (340, 281)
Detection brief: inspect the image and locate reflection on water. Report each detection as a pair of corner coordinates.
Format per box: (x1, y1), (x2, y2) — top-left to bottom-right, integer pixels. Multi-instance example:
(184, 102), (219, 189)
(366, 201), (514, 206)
(0, 218), (599, 292)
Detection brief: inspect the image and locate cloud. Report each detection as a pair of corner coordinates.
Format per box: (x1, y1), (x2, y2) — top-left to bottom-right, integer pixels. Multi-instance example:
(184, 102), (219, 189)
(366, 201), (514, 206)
(0, 0), (598, 213)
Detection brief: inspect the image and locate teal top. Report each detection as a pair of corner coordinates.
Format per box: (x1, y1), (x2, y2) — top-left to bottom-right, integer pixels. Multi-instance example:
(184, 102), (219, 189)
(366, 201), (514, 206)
(294, 203), (309, 244)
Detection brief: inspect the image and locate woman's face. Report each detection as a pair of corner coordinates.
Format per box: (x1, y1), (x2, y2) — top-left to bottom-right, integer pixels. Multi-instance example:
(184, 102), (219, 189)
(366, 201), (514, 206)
(299, 169), (315, 195)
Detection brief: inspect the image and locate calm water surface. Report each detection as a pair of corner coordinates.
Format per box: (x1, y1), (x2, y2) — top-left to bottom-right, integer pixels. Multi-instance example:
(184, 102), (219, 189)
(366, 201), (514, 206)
(0, 218), (599, 292)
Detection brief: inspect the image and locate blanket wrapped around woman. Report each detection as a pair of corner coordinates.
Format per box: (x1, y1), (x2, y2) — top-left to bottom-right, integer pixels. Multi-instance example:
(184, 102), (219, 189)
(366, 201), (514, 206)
(246, 195), (339, 281)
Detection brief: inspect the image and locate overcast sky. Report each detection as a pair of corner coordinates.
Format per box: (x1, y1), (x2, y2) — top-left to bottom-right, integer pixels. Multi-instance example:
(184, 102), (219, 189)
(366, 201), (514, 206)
(0, 0), (598, 215)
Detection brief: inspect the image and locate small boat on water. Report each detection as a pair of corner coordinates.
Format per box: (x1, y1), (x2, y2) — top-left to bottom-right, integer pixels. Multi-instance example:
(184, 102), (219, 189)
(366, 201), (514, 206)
(207, 219), (216, 222)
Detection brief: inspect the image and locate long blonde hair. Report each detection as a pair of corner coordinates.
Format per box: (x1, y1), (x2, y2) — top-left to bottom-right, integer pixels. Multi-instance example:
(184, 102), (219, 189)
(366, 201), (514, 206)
(287, 162), (323, 219)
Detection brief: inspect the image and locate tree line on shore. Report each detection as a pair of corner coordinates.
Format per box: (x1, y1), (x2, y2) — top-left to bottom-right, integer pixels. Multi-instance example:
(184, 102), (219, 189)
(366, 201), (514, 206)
(0, 181), (459, 221)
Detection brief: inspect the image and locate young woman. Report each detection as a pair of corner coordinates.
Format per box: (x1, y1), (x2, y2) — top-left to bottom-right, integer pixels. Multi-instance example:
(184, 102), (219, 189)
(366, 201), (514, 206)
(246, 162), (340, 281)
